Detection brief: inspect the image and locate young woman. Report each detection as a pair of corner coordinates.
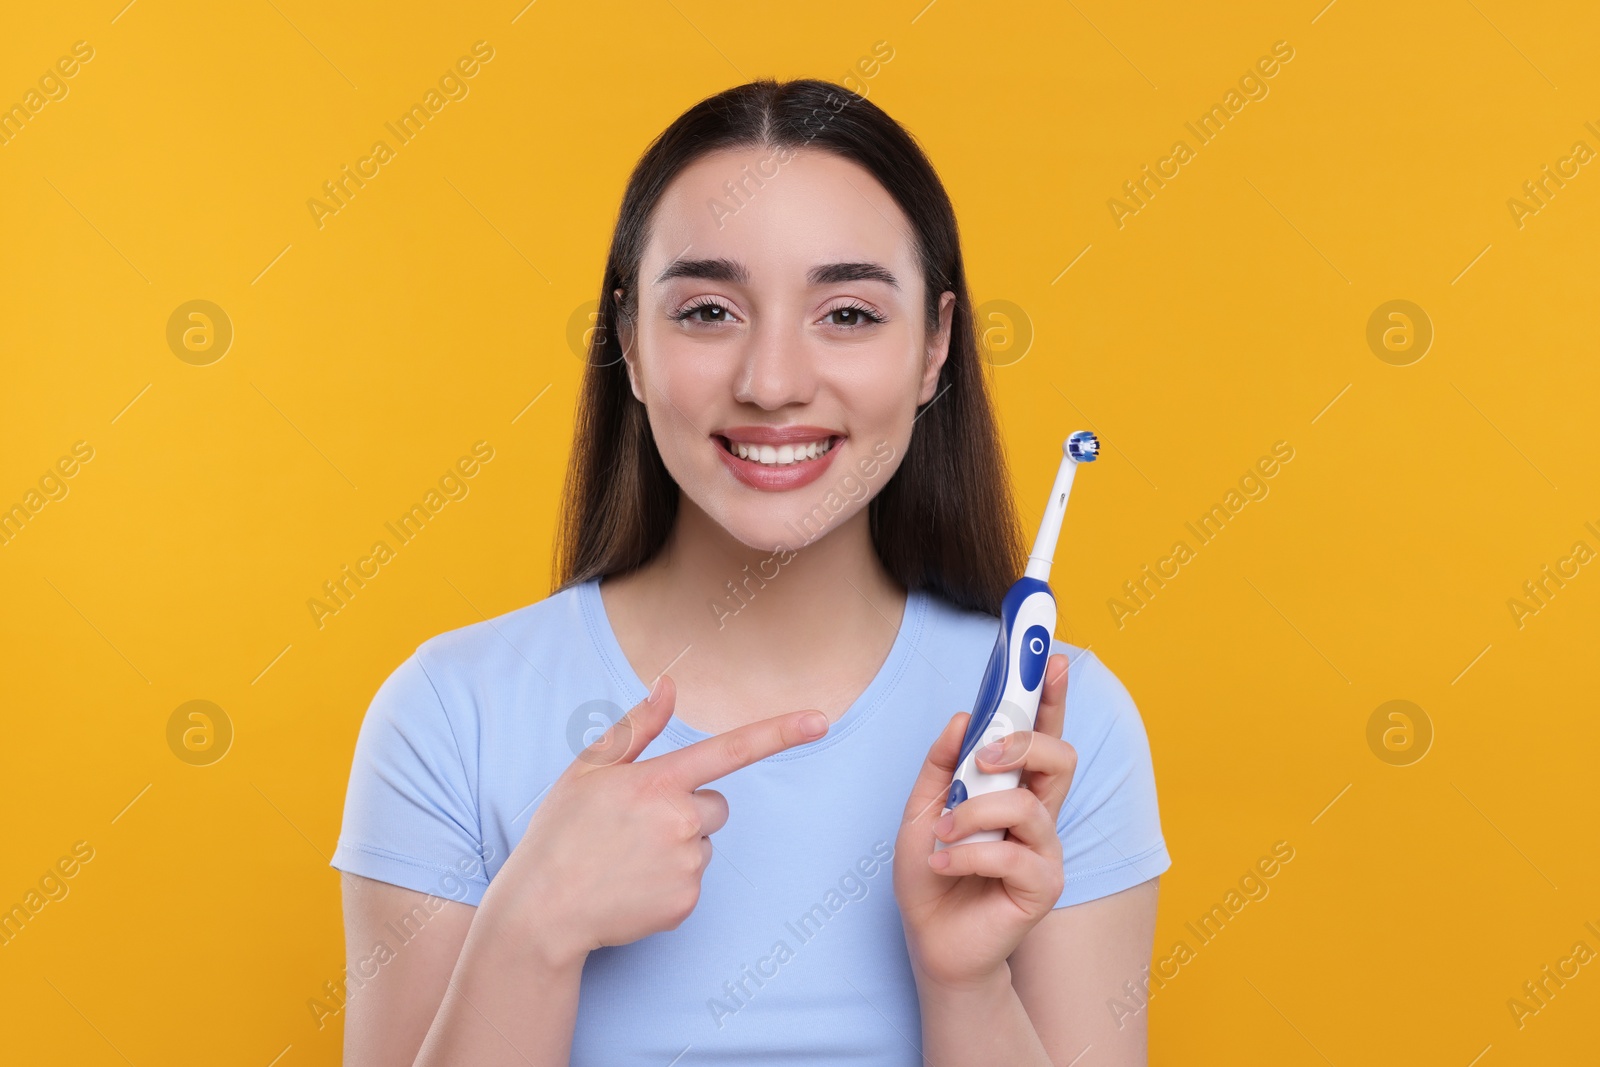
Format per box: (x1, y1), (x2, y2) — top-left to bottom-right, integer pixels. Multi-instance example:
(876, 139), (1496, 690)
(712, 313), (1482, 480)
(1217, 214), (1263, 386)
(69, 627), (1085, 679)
(332, 78), (1168, 1066)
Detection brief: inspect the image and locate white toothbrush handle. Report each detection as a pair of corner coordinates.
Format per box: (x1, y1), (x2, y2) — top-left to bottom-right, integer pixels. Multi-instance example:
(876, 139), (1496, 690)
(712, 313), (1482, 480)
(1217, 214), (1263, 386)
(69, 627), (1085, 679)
(935, 581), (1057, 850)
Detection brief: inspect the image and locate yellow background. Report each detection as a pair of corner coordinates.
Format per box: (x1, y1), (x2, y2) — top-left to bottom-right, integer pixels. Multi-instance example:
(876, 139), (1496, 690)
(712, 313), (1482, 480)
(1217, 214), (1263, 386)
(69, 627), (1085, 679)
(3, 0), (1596, 1062)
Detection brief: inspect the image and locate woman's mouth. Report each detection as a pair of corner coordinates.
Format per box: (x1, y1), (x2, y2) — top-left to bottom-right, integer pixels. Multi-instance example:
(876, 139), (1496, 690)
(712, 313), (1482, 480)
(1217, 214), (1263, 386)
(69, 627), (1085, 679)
(718, 436), (835, 466)
(712, 429), (844, 491)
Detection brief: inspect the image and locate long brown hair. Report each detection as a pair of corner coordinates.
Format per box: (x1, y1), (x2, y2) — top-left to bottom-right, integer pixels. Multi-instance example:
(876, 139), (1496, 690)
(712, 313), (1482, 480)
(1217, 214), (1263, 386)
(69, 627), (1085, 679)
(553, 78), (1024, 615)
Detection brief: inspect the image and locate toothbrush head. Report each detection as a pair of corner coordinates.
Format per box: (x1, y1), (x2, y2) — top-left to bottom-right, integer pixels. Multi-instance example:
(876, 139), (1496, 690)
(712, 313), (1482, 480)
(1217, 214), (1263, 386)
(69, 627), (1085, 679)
(1066, 430), (1100, 463)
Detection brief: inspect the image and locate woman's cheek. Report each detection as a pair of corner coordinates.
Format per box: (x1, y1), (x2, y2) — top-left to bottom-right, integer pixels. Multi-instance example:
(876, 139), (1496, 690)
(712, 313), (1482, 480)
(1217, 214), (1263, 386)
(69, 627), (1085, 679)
(641, 389), (701, 485)
(851, 386), (917, 467)
(653, 370), (739, 512)
(647, 359), (710, 450)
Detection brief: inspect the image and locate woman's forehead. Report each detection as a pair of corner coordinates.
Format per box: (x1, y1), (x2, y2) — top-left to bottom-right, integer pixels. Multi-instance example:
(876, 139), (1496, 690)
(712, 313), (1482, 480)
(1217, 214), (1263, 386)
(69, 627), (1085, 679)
(643, 147), (918, 286)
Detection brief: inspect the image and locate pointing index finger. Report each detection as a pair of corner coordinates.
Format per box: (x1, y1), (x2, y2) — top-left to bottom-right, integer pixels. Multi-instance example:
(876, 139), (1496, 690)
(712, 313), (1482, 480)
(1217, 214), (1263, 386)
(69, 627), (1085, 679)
(653, 709), (829, 789)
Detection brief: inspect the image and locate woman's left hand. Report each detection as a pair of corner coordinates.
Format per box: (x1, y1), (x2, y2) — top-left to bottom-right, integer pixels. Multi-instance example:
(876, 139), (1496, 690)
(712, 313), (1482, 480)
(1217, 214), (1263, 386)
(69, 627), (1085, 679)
(892, 653), (1077, 990)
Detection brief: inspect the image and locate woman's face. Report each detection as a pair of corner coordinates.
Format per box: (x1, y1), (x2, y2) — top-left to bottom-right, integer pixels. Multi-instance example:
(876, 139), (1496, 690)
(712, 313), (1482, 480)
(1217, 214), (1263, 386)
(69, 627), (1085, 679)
(619, 146), (953, 554)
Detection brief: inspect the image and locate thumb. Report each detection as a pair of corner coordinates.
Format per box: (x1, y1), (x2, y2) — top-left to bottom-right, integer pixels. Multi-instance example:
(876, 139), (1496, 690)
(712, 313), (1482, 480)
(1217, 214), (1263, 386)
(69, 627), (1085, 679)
(571, 674), (676, 774)
(901, 711), (968, 826)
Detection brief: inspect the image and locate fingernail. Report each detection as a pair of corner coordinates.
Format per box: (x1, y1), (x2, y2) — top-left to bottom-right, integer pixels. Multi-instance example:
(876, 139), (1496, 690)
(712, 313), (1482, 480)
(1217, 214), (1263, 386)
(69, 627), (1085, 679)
(979, 740), (1005, 762)
(647, 676), (665, 705)
(928, 851), (951, 869)
(934, 812), (954, 837)
(799, 711), (828, 738)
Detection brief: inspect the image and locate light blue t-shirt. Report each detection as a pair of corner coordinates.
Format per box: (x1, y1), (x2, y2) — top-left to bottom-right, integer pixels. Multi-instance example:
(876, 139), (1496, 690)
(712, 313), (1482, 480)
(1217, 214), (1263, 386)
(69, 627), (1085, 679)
(331, 577), (1169, 1063)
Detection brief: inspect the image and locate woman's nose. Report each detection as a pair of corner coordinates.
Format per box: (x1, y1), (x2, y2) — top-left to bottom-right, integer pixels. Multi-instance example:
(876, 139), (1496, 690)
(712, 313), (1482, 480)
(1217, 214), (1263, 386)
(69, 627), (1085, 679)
(733, 319), (817, 410)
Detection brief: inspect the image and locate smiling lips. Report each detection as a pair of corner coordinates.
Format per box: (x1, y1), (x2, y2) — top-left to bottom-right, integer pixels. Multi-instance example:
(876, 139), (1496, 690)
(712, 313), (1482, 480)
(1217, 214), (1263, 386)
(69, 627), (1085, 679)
(714, 425), (843, 491)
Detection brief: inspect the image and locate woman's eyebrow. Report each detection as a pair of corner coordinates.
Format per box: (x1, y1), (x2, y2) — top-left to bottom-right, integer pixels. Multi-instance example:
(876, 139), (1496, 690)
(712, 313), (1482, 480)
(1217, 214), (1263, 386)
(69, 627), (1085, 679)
(810, 261), (900, 289)
(653, 257), (900, 290)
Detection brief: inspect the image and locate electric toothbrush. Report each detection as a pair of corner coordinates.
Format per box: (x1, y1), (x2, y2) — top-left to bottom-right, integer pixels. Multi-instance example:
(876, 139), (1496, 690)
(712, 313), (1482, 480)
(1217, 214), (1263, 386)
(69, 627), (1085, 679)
(935, 430), (1099, 851)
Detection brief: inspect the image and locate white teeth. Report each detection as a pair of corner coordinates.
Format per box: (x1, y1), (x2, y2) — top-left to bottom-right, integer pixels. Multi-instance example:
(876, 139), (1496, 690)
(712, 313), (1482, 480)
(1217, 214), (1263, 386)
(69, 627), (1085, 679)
(724, 437), (834, 466)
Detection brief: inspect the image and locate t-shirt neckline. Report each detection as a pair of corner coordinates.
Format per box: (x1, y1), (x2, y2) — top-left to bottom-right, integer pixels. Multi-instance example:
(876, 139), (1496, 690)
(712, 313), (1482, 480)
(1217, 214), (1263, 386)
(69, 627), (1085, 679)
(576, 575), (929, 760)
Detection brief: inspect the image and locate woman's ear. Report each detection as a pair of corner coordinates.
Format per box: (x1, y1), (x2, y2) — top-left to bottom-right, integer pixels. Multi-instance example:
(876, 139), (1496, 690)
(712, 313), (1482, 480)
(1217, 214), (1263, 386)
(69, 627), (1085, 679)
(615, 287), (644, 402)
(917, 291), (956, 404)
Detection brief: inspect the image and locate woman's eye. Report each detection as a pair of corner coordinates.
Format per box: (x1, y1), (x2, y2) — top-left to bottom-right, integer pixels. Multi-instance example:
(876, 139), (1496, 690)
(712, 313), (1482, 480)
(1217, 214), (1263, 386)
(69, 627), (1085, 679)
(671, 301), (885, 329)
(673, 301), (734, 325)
(824, 304), (886, 329)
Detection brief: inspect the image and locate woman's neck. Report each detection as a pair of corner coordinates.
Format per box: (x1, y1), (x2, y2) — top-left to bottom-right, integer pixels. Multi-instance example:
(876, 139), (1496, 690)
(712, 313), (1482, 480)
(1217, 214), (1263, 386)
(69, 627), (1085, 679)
(598, 496), (909, 731)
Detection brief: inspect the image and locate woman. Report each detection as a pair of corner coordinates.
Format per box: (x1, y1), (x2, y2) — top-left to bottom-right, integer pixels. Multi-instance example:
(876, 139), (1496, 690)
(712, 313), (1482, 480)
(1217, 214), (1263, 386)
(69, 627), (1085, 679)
(332, 77), (1168, 1065)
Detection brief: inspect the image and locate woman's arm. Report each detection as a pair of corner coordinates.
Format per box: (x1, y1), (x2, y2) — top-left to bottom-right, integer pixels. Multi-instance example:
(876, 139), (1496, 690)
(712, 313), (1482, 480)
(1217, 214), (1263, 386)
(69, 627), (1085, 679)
(338, 679), (831, 1065)
(341, 873), (586, 1066)
(896, 648), (1165, 1066)
(1010, 877), (1161, 1065)
(914, 878), (1159, 1067)
(915, 883), (1164, 1067)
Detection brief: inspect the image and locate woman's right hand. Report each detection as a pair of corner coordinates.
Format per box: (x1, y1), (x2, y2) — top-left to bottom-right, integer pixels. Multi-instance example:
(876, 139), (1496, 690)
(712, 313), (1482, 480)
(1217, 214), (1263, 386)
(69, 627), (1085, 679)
(483, 675), (829, 966)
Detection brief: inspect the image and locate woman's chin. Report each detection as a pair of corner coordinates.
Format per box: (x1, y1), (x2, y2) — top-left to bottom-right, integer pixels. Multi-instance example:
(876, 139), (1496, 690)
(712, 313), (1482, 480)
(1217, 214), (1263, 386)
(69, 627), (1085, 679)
(700, 507), (835, 558)
(722, 517), (808, 556)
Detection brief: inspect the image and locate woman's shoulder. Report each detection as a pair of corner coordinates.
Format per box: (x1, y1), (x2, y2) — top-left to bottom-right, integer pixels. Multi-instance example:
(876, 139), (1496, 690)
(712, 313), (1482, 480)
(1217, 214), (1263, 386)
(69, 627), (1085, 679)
(406, 578), (597, 683)
(334, 587), (602, 907)
(355, 579), (609, 769)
